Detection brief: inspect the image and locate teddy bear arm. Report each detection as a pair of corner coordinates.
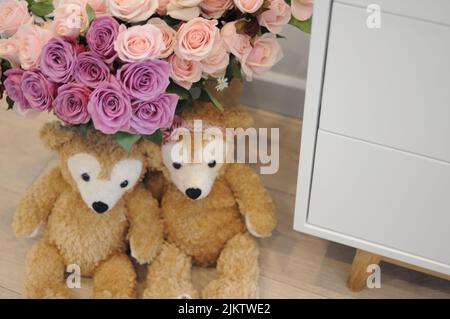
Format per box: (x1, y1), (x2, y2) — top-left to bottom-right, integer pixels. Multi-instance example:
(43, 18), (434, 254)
(225, 164), (276, 238)
(13, 167), (65, 237)
(124, 185), (164, 264)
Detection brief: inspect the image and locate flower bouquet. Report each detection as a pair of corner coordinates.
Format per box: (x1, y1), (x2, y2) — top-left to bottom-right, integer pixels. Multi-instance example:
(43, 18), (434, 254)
(0, 0), (312, 151)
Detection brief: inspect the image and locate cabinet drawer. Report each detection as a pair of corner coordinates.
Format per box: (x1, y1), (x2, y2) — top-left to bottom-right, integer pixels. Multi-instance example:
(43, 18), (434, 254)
(308, 130), (450, 269)
(336, 0), (450, 25)
(320, 3), (450, 162)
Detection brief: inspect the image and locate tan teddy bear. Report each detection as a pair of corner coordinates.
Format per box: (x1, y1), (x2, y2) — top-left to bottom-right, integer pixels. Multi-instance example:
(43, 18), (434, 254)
(13, 122), (163, 299)
(142, 103), (276, 299)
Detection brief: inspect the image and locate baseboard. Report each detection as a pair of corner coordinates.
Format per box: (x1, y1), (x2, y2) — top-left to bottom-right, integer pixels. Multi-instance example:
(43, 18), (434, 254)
(241, 71), (306, 119)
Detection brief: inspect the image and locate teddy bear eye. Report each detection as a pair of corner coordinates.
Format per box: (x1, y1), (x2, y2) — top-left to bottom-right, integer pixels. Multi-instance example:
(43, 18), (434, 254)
(173, 162), (182, 170)
(208, 160), (216, 168)
(81, 173), (90, 182)
(120, 180), (129, 188)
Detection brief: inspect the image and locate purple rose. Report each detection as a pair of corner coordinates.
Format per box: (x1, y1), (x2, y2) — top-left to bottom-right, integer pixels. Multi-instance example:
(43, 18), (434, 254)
(4, 69), (30, 111)
(21, 69), (57, 112)
(53, 83), (91, 125)
(88, 79), (132, 134)
(87, 16), (119, 64)
(116, 60), (171, 101)
(74, 52), (111, 88)
(128, 93), (179, 135)
(40, 37), (77, 83)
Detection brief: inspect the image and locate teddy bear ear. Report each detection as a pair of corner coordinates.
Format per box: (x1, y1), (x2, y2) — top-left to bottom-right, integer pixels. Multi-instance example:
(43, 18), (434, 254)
(40, 121), (77, 151)
(137, 139), (165, 171)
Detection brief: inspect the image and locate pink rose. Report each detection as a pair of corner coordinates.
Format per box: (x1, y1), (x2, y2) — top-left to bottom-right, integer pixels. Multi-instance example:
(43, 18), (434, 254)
(0, 0), (33, 38)
(169, 54), (202, 90)
(221, 21), (252, 61)
(106, 0), (158, 22)
(175, 17), (220, 61)
(15, 24), (53, 70)
(258, 0), (291, 34)
(167, 0), (202, 21)
(291, 0), (313, 21)
(157, 0), (170, 15)
(200, 0), (233, 19)
(114, 24), (164, 62)
(88, 0), (108, 15)
(148, 18), (176, 59)
(233, 0), (263, 13)
(241, 34), (283, 81)
(200, 40), (229, 77)
(53, 0), (90, 38)
(0, 37), (20, 68)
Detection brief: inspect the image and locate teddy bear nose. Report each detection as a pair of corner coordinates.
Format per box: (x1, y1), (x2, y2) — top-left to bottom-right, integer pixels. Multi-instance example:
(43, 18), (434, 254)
(185, 188), (202, 200)
(92, 201), (109, 214)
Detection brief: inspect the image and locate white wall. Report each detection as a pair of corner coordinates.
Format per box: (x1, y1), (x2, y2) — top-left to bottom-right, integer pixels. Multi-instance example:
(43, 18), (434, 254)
(241, 25), (311, 119)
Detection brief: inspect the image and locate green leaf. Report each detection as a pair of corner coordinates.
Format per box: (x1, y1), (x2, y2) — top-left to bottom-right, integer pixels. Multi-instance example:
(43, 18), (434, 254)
(78, 123), (89, 139)
(143, 129), (163, 145)
(86, 3), (96, 26)
(189, 82), (203, 100)
(167, 82), (190, 100)
(114, 132), (142, 153)
(204, 87), (224, 112)
(6, 96), (14, 110)
(175, 99), (189, 115)
(30, 1), (54, 17)
(162, 16), (180, 27)
(226, 57), (242, 82)
(289, 17), (312, 34)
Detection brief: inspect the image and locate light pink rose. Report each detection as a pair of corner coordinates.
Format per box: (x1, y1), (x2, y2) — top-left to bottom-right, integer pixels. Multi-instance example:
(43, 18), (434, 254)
(200, 40), (229, 77)
(233, 0), (263, 13)
(16, 24), (53, 70)
(241, 34), (283, 81)
(0, 37), (21, 68)
(0, 0), (33, 38)
(106, 0), (158, 22)
(148, 18), (176, 59)
(53, 0), (90, 38)
(258, 0), (291, 34)
(221, 21), (252, 61)
(167, 0), (202, 21)
(157, 0), (170, 15)
(88, 0), (108, 15)
(200, 0), (233, 19)
(169, 54), (202, 90)
(291, 0), (313, 21)
(114, 24), (164, 62)
(175, 17), (220, 61)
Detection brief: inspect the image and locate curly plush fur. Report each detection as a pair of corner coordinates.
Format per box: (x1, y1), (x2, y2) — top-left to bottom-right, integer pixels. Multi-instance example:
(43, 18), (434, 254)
(13, 122), (163, 299)
(142, 103), (276, 299)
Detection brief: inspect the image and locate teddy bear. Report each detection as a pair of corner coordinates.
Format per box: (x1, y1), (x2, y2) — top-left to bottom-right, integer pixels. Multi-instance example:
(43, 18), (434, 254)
(141, 103), (277, 299)
(13, 122), (164, 299)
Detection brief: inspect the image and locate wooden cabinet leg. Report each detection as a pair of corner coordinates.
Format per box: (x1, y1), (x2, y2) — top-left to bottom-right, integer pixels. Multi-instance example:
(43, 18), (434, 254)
(347, 249), (381, 292)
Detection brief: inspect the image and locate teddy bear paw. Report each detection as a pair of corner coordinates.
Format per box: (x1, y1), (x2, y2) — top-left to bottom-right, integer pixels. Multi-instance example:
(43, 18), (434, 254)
(143, 286), (198, 299)
(92, 289), (134, 299)
(30, 286), (73, 299)
(202, 277), (258, 299)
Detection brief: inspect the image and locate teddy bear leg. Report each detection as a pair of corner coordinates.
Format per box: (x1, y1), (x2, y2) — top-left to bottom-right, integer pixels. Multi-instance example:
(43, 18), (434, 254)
(202, 232), (259, 299)
(24, 240), (73, 299)
(143, 242), (198, 299)
(91, 253), (136, 299)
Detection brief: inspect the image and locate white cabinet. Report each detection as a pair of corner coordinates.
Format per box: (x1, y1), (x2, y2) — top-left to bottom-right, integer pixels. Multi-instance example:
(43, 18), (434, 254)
(294, 0), (450, 276)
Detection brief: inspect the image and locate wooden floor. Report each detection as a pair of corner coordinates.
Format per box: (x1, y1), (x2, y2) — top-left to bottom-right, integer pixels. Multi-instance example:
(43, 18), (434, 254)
(0, 103), (449, 299)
